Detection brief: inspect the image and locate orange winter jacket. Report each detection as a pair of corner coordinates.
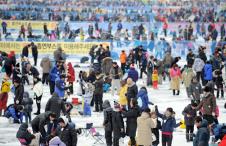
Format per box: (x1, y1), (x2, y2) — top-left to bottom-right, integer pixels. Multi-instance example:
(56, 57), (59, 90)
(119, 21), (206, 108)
(120, 52), (127, 64)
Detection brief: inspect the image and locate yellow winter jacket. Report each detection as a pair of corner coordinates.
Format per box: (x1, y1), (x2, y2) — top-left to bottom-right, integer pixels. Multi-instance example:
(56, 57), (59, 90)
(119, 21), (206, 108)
(152, 70), (158, 82)
(1, 81), (11, 93)
(119, 85), (128, 106)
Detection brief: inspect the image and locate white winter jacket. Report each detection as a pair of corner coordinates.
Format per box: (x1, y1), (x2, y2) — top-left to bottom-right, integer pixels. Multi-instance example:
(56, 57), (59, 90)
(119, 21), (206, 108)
(33, 81), (43, 97)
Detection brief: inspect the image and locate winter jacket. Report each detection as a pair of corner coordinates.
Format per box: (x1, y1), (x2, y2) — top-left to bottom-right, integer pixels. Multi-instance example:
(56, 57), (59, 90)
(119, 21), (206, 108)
(54, 78), (66, 98)
(101, 57), (113, 75)
(219, 135), (226, 146)
(16, 123), (35, 145)
(152, 70), (158, 82)
(163, 53), (173, 66)
(30, 66), (39, 77)
(1, 81), (10, 93)
(190, 82), (202, 100)
(49, 136), (66, 146)
(193, 58), (205, 72)
(137, 112), (156, 146)
(122, 105), (140, 137)
(40, 57), (52, 73)
(31, 45), (38, 56)
(112, 111), (124, 139)
(170, 67), (181, 90)
(22, 92), (33, 113)
(22, 46), (29, 57)
(33, 81), (43, 97)
(45, 94), (66, 118)
(57, 123), (77, 146)
(120, 52), (127, 64)
(31, 111), (52, 137)
(182, 104), (197, 126)
(94, 76), (104, 97)
(14, 84), (24, 104)
(49, 66), (60, 82)
(212, 56), (223, 71)
(215, 75), (224, 88)
(110, 65), (122, 80)
(186, 53), (195, 65)
(137, 88), (150, 110)
(128, 68), (139, 82)
(103, 100), (113, 132)
(5, 104), (23, 123)
(12, 68), (21, 81)
(119, 85), (128, 106)
(126, 83), (138, 100)
(204, 64), (212, 81)
(197, 92), (216, 116)
(156, 110), (179, 134)
(199, 52), (207, 63)
(67, 63), (75, 82)
(182, 67), (195, 87)
(193, 119), (210, 146)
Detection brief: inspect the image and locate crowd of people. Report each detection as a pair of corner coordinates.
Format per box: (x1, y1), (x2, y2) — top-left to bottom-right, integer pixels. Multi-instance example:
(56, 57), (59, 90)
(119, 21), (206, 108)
(0, 38), (226, 146)
(0, 0), (224, 23)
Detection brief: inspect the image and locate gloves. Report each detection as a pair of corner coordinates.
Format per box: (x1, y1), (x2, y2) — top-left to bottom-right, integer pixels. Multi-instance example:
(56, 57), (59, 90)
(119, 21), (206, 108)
(179, 122), (183, 125)
(16, 100), (19, 104)
(155, 105), (158, 111)
(212, 112), (216, 117)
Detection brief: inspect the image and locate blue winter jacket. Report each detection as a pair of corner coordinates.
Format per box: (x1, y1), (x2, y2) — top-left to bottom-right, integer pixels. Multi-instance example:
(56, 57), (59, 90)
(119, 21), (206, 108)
(54, 78), (65, 98)
(204, 64), (212, 81)
(49, 66), (60, 82)
(156, 110), (180, 133)
(5, 105), (23, 123)
(136, 88), (149, 110)
(128, 68), (139, 82)
(193, 119), (210, 146)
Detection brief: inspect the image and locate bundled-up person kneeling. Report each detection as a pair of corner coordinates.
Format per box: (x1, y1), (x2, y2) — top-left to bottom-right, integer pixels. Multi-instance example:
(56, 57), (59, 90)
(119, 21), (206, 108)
(4, 104), (23, 123)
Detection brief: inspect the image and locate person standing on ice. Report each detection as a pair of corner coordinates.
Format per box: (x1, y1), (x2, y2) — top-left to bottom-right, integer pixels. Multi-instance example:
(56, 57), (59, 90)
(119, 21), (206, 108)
(127, 64), (139, 82)
(182, 64), (195, 98)
(33, 76), (43, 115)
(40, 56), (52, 85)
(31, 42), (38, 66)
(126, 78), (138, 109)
(67, 62), (75, 95)
(49, 62), (61, 94)
(103, 100), (113, 146)
(13, 77), (24, 105)
(0, 76), (10, 116)
(170, 64), (181, 95)
(110, 62), (122, 96)
(93, 73), (104, 112)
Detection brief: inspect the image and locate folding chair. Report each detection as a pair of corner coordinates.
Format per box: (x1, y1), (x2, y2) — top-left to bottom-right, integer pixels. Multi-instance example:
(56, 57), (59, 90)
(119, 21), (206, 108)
(81, 123), (93, 137)
(89, 127), (105, 144)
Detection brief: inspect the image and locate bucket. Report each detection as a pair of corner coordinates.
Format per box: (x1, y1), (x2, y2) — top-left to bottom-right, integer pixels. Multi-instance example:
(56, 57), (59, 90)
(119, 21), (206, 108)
(72, 98), (79, 105)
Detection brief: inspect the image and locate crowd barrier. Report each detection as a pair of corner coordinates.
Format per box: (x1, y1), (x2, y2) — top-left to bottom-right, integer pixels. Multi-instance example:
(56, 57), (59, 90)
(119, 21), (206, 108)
(0, 41), (110, 55)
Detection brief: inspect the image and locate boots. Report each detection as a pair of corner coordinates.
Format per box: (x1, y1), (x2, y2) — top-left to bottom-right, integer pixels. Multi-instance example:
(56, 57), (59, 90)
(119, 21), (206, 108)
(189, 133), (193, 141)
(186, 133), (189, 142)
(173, 90), (175, 95)
(176, 90), (180, 95)
(0, 110), (2, 116)
(34, 102), (41, 115)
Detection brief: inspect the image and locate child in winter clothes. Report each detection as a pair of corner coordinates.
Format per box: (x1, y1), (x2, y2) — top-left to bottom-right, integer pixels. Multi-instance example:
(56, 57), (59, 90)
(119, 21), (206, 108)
(0, 76), (11, 116)
(4, 104), (23, 123)
(182, 101), (197, 142)
(118, 80), (128, 108)
(155, 106), (181, 146)
(152, 67), (158, 89)
(22, 92), (33, 124)
(170, 64), (181, 95)
(189, 77), (202, 104)
(16, 123), (36, 146)
(33, 76), (43, 115)
(67, 62), (75, 95)
(214, 70), (224, 99)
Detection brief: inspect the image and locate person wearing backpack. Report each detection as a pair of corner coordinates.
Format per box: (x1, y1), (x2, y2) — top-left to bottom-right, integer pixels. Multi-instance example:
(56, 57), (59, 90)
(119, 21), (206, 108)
(122, 98), (140, 146)
(103, 100), (113, 146)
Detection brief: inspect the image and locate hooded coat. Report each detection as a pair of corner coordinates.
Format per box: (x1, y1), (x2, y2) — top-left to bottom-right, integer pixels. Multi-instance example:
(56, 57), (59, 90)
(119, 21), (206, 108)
(193, 119), (210, 146)
(137, 112), (156, 146)
(40, 57), (52, 73)
(203, 63), (212, 81)
(16, 123), (35, 145)
(182, 104), (197, 126)
(128, 67), (139, 82)
(182, 67), (195, 88)
(67, 63), (75, 82)
(45, 93), (66, 118)
(197, 92), (216, 116)
(14, 83), (24, 104)
(137, 88), (150, 110)
(126, 82), (138, 100)
(22, 92), (33, 113)
(103, 100), (113, 132)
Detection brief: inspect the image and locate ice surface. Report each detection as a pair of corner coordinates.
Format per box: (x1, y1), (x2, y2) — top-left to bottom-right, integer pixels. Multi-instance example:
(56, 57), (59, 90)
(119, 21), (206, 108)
(0, 58), (225, 146)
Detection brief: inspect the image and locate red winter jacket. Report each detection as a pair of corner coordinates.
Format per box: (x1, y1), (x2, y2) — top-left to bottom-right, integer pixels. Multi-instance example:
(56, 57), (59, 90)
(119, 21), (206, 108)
(219, 135), (226, 146)
(67, 62), (75, 82)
